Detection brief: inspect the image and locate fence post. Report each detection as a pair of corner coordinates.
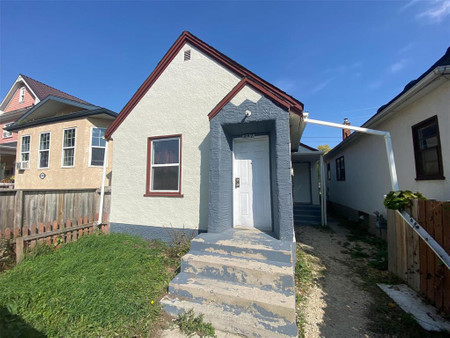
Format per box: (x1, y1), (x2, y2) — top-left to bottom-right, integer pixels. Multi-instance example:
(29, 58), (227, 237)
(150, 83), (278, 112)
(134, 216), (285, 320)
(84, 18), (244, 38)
(13, 190), (23, 229)
(16, 237), (24, 263)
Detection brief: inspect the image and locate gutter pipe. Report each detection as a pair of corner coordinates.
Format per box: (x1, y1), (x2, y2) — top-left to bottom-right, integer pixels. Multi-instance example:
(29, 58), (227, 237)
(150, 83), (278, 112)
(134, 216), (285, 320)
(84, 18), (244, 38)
(303, 117), (399, 191)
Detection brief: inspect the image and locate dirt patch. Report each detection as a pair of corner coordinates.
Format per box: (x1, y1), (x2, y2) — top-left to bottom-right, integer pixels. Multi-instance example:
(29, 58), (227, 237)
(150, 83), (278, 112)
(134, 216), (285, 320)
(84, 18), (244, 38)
(296, 221), (374, 337)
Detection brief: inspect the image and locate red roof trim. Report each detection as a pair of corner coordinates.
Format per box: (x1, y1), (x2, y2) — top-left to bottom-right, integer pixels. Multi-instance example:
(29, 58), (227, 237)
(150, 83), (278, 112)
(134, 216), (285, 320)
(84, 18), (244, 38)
(208, 77), (299, 120)
(105, 31), (303, 139)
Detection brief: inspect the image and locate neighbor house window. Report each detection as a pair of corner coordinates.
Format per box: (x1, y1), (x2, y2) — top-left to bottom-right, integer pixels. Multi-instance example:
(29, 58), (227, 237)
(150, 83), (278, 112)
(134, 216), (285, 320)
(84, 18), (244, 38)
(145, 134), (182, 196)
(90, 127), (106, 166)
(327, 162), (331, 180)
(412, 116), (444, 180)
(2, 123), (13, 139)
(19, 87), (25, 103)
(21, 135), (30, 162)
(336, 156), (345, 181)
(62, 128), (76, 167)
(39, 132), (50, 169)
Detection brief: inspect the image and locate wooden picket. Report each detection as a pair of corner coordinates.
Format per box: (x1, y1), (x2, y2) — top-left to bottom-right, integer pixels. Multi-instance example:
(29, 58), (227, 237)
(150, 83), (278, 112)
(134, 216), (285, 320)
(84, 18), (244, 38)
(0, 213), (109, 263)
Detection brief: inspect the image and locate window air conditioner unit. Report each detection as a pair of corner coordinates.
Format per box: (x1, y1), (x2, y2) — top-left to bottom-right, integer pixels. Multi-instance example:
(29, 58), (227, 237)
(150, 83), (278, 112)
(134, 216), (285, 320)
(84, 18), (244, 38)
(16, 161), (30, 170)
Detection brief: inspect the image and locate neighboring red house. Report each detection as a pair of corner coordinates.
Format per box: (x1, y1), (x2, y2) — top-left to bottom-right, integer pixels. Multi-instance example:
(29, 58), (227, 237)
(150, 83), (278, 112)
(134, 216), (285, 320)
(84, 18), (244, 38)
(0, 74), (91, 184)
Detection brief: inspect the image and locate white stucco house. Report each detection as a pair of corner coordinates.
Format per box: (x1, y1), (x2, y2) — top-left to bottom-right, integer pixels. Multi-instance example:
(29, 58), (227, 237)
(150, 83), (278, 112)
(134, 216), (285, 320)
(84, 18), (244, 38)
(325, 47), (450, 235)
(105, 31), (309, 336)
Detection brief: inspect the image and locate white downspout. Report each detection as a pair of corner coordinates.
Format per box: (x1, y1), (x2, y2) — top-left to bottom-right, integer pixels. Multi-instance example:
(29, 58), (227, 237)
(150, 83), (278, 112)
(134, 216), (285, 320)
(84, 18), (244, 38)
(319, 155), (327, 226)
(97, 141), (109, 225)
(304, 117), (399, 191)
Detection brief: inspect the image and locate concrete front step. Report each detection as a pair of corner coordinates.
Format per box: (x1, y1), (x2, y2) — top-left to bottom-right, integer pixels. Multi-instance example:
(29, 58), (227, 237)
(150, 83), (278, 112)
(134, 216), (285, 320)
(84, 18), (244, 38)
(191, 232), (293, 264)
(161, 295), (298, 337)
(181, 251), (294, 293)
(168, 272), (296, 322)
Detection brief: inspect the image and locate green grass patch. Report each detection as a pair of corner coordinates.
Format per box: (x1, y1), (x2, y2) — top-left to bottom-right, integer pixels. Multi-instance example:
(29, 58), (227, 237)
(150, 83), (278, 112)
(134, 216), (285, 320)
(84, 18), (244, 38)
(0, 233), (179, 337)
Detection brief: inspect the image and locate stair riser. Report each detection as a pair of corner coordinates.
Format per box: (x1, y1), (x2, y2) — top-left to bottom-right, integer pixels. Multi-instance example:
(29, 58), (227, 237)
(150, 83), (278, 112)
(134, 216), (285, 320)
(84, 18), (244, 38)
(168, 282), (296, 322)
(161, 297), (298, 337)
(190, 241), (292, 264)
(181, 259), (294, 293)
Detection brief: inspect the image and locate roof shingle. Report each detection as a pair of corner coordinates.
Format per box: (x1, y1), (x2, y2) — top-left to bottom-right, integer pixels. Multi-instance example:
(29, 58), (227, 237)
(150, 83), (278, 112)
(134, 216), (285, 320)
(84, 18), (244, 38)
(20, 74), (94, 106)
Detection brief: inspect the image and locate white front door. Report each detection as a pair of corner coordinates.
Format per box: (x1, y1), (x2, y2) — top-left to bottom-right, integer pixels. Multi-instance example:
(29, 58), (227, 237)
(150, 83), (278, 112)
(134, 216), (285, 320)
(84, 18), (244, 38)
(233, 136), (272, 231)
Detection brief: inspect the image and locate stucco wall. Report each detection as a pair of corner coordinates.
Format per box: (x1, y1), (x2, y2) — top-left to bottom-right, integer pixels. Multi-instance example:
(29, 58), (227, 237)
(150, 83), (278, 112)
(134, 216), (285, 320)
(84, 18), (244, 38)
(326, 80), (450, 219)
(110, 42), (241, 231)
(208, 84), (293, 241)
(15, 117), (113, 189)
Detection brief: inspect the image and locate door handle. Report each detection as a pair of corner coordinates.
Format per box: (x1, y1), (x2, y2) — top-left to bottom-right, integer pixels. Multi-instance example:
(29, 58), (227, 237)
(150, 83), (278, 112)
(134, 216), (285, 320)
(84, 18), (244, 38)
(235, 177), (240, 188)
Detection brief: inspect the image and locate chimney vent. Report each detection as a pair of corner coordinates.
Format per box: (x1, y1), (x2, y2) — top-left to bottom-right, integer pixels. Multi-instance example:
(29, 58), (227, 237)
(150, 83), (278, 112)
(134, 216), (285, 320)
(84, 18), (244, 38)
(343, 118), (351, 140)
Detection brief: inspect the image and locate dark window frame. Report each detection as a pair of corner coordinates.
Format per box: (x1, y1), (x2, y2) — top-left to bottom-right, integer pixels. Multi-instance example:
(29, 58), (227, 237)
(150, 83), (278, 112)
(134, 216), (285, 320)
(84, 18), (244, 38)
(336, 156), (345, 181)
(412, 115), (445, 180)
(145, 134), (183, 197)
(327, 162), (331, 180)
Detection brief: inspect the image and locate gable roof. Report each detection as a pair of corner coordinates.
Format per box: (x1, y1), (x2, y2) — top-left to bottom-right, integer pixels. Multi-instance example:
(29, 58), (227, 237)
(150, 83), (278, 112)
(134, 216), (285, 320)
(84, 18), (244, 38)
(20, 74), (94, 106)
(6, 95), (117, 132)
(105, 31), (304, 139)
(208, 77), (301, 120)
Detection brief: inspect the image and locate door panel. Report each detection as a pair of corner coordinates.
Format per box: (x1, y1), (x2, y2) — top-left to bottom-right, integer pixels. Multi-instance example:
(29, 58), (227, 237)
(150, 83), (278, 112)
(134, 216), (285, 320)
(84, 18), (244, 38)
(293, 163), (311, 203)
(233, 136), (272, 230)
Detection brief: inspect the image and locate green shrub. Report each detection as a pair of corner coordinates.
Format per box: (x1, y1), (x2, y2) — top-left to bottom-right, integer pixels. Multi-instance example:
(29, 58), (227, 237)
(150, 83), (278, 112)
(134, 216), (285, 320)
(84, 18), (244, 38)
(384, 190), (426, 210)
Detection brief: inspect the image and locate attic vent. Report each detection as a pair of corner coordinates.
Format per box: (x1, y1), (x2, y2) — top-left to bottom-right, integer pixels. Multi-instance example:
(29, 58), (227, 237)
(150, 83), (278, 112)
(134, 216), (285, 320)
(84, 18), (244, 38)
(184, 49), (191, 61)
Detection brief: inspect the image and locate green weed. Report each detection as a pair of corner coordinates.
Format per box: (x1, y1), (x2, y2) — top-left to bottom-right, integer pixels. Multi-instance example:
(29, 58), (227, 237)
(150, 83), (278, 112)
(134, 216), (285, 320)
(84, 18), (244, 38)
(175, 309), (215, 337)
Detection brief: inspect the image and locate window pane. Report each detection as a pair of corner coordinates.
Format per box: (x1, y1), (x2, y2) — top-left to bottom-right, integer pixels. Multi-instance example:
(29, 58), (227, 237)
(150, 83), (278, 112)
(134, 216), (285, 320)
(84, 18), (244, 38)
(418, 123), (437, 150)
(91, 148), (105, 166)
(21, 153), (29, 162)
(153, 139), (179, 164)
(91, 128), (106, 147)
(63, 148), (74, 166)
(152, 166), (179, 191)
(418, 148), (440, 176)
(22, 136), (30, 152)
(40, 151), (49, 168)
(40, 133), (50, 150)
(64, 129), (76, 147)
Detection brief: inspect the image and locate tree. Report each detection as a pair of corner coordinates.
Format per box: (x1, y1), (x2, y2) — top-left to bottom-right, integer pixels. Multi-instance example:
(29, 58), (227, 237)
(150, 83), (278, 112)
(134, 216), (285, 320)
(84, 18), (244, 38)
(317, 144), (331, 154)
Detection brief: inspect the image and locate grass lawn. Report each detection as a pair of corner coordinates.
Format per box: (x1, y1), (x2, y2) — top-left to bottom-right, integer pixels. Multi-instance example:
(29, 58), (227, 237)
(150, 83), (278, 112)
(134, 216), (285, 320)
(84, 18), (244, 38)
(0, 233), (180, 337)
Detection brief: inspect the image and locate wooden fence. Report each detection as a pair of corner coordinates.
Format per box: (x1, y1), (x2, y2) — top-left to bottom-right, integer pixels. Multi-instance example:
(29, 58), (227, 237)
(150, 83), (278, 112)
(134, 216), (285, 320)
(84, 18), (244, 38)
(0, 213), (109, 263)
(387, 199), (450, 315)
(0, 188), (111, 232)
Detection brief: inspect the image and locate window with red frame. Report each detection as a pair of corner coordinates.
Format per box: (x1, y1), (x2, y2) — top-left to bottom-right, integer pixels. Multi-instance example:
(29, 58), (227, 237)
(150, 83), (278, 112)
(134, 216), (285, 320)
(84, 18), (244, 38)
(146, 135), (182, 195)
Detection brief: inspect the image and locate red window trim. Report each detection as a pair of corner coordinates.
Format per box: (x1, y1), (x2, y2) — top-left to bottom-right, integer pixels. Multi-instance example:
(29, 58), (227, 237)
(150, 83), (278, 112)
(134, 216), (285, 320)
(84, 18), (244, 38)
(145, 134), (183, 197)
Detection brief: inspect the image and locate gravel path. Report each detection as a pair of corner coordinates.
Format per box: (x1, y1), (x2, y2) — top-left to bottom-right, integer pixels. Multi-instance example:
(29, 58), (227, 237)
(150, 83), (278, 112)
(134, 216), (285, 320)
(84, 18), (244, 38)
(296, 220), (374, 337)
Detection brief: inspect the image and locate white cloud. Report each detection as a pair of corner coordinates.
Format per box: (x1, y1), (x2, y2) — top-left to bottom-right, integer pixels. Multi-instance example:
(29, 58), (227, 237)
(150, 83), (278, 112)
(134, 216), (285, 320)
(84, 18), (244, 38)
(311, 78), (334, 94)
(417, 0), (450, 23)
(400, 0), (421, 12)
(390, 59), (408, 73)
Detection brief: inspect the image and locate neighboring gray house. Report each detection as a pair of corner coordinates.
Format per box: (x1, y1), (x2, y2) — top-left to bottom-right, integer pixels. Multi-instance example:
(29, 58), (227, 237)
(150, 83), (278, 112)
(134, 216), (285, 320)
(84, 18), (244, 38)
(105, 32), (305, 336)
(325, 47), (450, 236)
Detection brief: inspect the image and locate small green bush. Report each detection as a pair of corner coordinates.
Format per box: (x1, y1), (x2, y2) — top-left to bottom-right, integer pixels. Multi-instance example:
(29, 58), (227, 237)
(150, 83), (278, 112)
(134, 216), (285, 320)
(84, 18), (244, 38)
(384, 190), (426, 210)
(175, 309), (215, 337)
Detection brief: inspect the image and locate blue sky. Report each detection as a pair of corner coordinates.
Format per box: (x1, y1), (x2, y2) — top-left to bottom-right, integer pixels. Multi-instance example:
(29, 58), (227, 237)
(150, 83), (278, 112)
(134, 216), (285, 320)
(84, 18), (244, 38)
(1, 1), (449, 147)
